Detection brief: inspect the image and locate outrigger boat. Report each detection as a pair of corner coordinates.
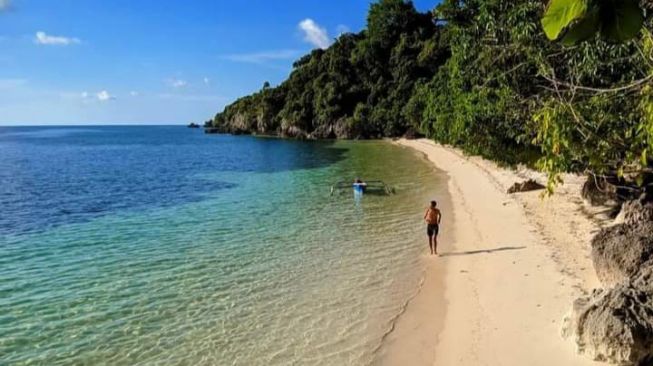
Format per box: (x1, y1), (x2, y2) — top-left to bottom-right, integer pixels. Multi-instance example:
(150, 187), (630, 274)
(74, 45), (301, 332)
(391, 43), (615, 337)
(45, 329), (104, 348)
(330, 180), (395, 196)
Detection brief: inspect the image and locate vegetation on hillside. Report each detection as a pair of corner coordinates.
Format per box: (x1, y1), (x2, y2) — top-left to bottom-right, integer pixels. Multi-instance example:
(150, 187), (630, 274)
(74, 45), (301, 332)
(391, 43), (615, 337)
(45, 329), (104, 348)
(210, 0), (653, 195)
(211, 0), (444, 139)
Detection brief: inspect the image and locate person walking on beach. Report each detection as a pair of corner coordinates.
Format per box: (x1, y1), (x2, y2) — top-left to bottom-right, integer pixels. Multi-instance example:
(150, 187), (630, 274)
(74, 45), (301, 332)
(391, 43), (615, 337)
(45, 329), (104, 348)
(424, 201), (442, 255)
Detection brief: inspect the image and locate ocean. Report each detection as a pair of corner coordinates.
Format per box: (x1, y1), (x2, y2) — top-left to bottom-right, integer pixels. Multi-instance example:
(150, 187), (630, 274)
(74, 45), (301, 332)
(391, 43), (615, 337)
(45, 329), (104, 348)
(0, 126), (442, 365)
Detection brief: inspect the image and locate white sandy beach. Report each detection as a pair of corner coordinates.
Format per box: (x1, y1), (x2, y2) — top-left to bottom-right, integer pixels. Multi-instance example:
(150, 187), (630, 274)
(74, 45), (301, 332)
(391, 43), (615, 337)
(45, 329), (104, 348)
(376, 139), (613, 366)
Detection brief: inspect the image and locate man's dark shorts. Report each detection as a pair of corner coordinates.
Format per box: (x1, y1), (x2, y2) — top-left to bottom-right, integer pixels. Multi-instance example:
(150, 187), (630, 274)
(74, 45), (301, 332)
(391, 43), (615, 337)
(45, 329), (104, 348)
(427, 224), (439, 237)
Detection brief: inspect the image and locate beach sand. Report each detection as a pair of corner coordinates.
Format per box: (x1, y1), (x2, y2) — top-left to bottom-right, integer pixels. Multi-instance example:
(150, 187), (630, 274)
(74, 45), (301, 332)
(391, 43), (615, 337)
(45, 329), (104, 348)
(375, 139), (612, 366)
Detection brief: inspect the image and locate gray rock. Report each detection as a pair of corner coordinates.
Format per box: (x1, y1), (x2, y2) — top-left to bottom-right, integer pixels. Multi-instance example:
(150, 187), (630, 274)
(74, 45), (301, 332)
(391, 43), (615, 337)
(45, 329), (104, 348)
(308, 118), (352, 139)
(281, 125), (308, 139)
(632, 262), (653, 299)
(565, 197), (653, 365)
(591, 220), (653, 288)
(231, 113), (253, 133)
(621, 198), (653, 227)
(308, 125), (336, 139)
(564, 271), (653, 365)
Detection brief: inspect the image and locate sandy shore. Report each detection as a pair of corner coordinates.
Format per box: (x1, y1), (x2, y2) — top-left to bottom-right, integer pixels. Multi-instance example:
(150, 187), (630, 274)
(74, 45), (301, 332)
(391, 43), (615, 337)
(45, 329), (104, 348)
(376, 139), (612, 366)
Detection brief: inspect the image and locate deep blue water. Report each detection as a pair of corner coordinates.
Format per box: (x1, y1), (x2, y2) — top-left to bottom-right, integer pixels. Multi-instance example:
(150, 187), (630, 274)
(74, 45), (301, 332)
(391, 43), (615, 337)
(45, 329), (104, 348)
(0, 126), (345, 236)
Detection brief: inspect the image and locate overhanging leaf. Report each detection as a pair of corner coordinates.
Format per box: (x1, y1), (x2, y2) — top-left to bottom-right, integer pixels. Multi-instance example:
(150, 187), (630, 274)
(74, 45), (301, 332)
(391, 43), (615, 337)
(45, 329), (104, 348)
(600, 0), (644, 42)
(560, 6), (600, 45)
(541, 0), (592, 41)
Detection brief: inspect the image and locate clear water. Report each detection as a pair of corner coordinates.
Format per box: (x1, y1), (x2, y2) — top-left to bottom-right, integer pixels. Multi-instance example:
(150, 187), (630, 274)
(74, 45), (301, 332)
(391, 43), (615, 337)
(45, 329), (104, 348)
(0, 126), (441, 365)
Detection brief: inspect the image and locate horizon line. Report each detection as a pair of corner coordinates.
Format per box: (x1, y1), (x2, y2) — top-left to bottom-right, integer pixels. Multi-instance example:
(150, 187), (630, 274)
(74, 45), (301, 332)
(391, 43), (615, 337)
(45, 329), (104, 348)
(0, 123), (193, 127)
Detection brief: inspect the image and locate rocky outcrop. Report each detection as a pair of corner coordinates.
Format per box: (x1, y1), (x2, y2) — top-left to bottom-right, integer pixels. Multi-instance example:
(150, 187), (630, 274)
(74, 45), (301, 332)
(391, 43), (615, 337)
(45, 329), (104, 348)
(566, 195), (653, 365)
(591, 196), (653, 288)
(591, 221), (653, 287)
(308, 118), (352, 139)
(620, 198), (653, 227)
(632, 262), (653, 298)
(564, 273), (653, 365)
(506, 179), (545, 194)
(230, 113), (253, 133)
(281, 125), (308, 139)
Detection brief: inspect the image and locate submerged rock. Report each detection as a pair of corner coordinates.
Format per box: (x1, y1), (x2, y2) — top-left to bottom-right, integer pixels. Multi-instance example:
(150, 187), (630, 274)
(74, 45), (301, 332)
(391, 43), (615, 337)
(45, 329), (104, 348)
(506, 179), (545, 194)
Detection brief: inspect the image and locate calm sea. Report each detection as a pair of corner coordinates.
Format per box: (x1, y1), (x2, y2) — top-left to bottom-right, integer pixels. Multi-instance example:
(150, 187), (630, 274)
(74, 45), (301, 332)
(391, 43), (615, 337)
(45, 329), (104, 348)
(0, 126), (441, 365)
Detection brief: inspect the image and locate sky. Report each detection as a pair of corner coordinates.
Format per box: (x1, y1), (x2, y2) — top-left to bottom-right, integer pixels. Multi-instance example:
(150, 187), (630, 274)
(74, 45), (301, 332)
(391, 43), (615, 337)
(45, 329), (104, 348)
(0, 0), (436, 125)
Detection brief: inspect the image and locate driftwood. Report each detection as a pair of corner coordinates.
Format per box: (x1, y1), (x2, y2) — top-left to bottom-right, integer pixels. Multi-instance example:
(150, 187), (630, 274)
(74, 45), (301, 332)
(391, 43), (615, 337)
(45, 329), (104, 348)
(506, 179), (545, 194)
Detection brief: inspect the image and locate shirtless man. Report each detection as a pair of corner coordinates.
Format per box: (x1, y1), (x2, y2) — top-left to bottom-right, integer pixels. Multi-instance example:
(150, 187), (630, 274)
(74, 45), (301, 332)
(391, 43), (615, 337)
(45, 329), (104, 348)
(424, 200), (442, 255)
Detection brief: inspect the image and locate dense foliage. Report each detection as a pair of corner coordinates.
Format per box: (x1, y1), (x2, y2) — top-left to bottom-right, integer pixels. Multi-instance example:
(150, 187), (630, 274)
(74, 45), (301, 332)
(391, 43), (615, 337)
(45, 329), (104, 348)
(211, 0), (446, 139)
(211, 0), (653, 194)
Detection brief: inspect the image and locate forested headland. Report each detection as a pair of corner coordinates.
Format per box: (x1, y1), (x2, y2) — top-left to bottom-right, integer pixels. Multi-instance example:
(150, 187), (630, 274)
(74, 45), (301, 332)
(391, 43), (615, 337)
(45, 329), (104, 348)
(209, 0), (653, 195)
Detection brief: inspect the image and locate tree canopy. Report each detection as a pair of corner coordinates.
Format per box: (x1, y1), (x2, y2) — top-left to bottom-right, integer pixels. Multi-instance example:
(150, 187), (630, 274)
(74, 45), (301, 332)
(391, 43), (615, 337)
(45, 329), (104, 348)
(211, 0), (445, 139)
(210, 0), (653, 194)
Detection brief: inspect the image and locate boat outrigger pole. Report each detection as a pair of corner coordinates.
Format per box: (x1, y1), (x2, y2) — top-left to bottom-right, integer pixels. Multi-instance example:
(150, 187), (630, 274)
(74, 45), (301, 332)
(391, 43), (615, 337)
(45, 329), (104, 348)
(330, 180), (395, 196)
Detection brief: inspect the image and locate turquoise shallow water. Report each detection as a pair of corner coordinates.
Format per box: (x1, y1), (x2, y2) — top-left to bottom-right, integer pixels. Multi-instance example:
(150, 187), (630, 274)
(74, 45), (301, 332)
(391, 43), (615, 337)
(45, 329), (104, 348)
(0, 127), (441, 365)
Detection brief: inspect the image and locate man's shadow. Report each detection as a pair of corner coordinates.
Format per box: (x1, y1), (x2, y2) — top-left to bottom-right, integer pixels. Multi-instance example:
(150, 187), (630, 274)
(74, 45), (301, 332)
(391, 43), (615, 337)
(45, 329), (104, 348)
(439, 246), (526, 257)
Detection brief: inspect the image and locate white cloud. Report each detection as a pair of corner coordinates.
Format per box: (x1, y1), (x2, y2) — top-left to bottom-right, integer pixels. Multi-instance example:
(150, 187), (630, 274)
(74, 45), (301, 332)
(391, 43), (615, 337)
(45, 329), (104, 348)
(298, 19), (331, 49)
(203, 77), (210, 85)
(96, 90), (115, 101)
(0, 0), (11, 12)
(336, 24), (350, 36)
(130, 91), (139, 96)
(167, 78), (187, 88)
(70, 90), (114, 102)
(219, 49), (302, 64)
(34, 31), (81, 46)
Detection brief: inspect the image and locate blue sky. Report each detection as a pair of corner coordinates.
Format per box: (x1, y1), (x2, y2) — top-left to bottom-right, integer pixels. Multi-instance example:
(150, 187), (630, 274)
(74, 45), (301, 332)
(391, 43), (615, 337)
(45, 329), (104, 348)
(0, 0), (436, 125)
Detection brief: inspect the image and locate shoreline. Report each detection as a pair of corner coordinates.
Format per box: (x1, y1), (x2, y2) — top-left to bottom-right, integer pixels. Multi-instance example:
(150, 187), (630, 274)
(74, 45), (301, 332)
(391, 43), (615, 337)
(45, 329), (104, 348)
(377, 139), (610, 365)
(373, 150), (453, 365)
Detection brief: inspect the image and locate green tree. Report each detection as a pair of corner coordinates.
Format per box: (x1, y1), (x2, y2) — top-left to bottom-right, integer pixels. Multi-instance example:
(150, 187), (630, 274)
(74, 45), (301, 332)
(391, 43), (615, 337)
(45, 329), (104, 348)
(210, 0), (653, 197)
